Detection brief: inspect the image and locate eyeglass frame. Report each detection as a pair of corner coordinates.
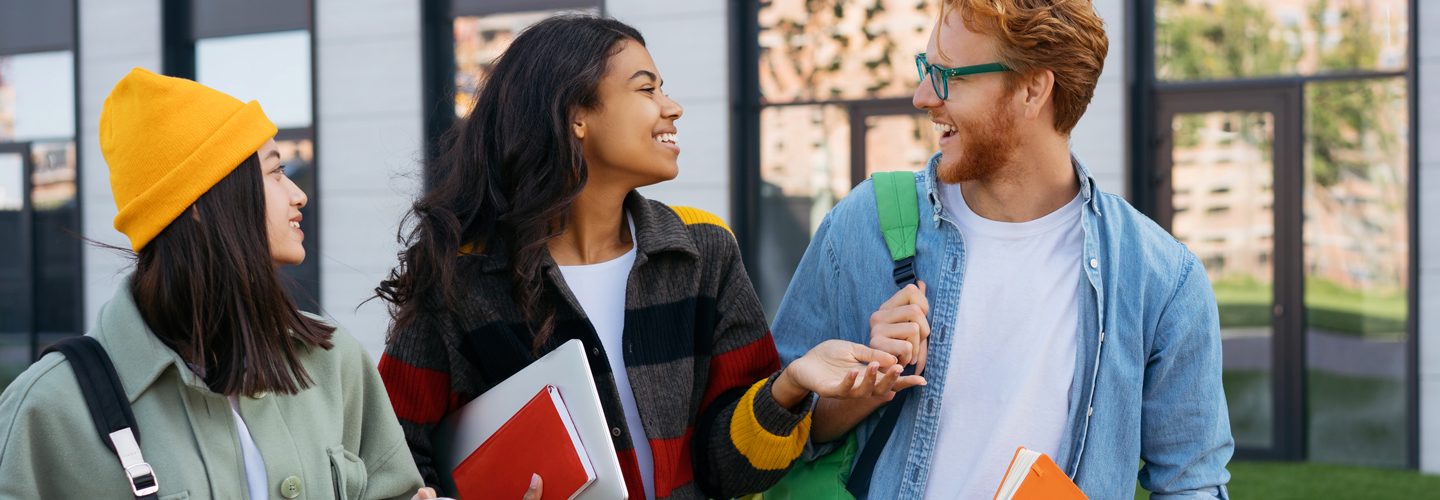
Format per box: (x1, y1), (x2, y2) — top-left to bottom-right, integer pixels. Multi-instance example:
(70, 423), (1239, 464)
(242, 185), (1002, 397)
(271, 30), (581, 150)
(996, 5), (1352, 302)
(914, 52), (1011, 100)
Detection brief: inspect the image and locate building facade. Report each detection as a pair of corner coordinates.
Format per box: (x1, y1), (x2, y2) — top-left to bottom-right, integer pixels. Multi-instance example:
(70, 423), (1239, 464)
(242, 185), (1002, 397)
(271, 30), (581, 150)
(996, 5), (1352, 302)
(0, 0), (1434, 474)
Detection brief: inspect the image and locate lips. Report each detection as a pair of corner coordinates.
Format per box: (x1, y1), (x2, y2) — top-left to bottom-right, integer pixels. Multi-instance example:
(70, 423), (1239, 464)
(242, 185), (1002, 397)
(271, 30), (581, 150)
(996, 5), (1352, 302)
(288, 214), (302, 230)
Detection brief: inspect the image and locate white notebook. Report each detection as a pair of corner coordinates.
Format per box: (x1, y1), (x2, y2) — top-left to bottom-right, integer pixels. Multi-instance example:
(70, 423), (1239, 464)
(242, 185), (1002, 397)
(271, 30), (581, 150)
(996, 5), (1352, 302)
(434, 339), (628, 499)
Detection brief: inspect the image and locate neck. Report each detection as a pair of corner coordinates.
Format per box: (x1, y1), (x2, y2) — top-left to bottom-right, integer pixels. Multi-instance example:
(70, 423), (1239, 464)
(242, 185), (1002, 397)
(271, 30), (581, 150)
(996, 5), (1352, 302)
(958, 135), (1079, 222)
(548, 180), (633, 265)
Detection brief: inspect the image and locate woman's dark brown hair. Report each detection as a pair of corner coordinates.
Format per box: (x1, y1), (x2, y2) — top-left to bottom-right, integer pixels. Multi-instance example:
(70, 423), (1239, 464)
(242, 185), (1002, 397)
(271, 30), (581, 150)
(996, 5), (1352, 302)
(130, 154), (334, 396)
(376, 15), (644, 351)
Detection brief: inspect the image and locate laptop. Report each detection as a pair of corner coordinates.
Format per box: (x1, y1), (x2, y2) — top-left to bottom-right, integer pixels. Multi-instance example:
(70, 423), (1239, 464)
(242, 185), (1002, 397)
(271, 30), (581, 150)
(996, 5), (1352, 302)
(433, 339), (628, 499)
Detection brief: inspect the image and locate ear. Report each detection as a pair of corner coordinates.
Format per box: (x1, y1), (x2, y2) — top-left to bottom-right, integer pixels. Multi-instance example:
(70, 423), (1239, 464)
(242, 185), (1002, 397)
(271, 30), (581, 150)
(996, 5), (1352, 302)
(1019, 69), (1055, 120)
(572, 118), (588, 140)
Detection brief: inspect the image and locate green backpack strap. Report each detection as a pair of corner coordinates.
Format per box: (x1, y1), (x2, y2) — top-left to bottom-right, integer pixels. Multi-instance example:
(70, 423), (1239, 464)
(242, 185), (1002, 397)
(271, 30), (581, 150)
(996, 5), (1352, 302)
(759, 172), (921, 500)
(871, 171), (919, 287)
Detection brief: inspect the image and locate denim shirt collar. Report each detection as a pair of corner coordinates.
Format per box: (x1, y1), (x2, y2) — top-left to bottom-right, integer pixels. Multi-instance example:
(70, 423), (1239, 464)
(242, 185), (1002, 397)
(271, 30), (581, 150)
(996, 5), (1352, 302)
(919, 152), (1103, 222)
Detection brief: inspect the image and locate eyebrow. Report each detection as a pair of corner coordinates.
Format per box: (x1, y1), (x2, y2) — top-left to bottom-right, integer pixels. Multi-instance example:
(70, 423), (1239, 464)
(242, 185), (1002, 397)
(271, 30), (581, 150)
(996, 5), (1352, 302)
(629, 70), (658, 84)
(265, 150), (282, 161)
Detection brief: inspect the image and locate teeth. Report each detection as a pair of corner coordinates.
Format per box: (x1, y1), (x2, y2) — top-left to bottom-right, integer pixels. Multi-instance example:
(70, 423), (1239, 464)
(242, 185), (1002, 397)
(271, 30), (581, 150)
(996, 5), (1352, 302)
(289, 221), (300, 229)
(932, 123), (957, 134)
(654, 133), (677, 144)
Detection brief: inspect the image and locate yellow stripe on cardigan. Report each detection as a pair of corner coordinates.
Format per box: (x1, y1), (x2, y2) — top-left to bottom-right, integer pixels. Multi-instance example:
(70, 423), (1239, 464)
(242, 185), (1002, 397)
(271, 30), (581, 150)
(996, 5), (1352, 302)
(728, 377), (812, 471)
(671, 206), (734, 236)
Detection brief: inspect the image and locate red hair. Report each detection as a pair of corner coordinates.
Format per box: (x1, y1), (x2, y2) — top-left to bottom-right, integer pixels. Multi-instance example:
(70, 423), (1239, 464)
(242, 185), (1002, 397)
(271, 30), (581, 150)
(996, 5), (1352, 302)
(942, 0), (1109, 134)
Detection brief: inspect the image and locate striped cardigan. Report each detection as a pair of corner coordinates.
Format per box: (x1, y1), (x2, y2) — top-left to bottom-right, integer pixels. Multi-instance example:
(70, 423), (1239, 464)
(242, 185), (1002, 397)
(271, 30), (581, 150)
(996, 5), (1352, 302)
(379, 192), (814, 499)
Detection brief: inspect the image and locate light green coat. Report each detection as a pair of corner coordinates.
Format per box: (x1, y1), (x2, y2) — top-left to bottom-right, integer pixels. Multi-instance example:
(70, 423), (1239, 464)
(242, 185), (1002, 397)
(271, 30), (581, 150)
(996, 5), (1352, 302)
(0, 281), (424, 499)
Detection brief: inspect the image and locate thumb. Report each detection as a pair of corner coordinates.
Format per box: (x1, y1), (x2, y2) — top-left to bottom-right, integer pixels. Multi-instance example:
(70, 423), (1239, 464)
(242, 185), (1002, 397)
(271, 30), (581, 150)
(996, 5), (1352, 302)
(853, 343), (899, 366)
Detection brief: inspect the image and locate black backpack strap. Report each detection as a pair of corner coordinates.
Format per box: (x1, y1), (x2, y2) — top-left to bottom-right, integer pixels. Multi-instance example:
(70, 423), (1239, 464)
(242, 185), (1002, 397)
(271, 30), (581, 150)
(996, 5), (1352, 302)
(845, 343), (917, 498)
(44, 336), (160, 499)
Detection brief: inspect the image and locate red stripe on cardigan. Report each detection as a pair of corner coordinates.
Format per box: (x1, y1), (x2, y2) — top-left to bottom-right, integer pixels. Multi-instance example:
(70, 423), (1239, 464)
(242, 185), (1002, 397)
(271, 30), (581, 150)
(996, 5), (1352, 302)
(701, 333), (783, 410)
(617, 446), (646, 499)
(377, 354), (461, 425)
(650, 429), (696, 497)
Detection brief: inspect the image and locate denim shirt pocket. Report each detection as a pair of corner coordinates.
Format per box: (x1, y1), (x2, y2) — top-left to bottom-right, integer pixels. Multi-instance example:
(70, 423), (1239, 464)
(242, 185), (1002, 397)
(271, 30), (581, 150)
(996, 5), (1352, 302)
(327, 445), (369, 500)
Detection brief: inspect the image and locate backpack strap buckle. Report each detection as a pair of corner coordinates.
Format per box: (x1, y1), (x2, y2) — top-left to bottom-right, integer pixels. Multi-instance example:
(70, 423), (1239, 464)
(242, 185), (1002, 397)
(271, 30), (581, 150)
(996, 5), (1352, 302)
(892, 255), (917, 288)
(111, 428), (160, 496)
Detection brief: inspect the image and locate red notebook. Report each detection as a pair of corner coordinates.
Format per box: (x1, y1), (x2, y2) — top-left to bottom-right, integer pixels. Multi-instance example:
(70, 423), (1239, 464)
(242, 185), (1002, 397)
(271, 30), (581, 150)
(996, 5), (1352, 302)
(451, 385), (597, 500)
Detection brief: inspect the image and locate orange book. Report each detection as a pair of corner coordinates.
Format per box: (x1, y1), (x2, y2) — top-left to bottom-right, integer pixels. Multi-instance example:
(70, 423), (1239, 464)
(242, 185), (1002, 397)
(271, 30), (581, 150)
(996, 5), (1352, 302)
(451, 385), (596, 499)
(992, 447), (1087, 500)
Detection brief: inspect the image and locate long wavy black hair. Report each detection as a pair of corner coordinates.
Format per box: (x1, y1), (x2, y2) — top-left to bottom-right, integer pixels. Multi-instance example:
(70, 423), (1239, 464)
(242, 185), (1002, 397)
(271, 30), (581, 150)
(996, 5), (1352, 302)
(377, 15), (644, 350)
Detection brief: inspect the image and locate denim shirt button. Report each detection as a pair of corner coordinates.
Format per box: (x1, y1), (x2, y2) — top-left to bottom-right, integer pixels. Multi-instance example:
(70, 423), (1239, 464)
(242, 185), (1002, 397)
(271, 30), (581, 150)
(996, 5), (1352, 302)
(1087, 406), (1095, 417)
(1089, 258), (1099, 269)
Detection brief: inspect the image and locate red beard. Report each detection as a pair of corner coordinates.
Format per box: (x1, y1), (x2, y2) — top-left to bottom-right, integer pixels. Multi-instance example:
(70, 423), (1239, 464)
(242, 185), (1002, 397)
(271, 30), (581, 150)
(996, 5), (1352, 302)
(937, 102), (1021, 184)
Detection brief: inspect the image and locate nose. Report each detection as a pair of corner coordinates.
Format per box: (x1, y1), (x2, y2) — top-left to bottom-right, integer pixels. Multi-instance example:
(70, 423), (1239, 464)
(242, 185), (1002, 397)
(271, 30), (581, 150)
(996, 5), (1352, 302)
(287, 175), (308, 209)
(661, 93), (683, 121)
(913, 77), (942, 110)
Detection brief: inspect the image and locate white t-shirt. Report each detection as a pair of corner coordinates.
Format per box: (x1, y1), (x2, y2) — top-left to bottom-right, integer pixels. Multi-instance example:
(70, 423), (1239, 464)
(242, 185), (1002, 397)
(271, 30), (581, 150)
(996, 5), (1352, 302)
(228, 396), (268, 500)
(557, 216), (654, 500)
(922, 183), (1083, 500)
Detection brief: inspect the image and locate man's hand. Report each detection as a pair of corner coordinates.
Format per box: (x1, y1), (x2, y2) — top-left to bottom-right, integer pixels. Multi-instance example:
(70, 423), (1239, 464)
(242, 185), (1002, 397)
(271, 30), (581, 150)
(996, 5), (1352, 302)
(869, 282), (931, 375)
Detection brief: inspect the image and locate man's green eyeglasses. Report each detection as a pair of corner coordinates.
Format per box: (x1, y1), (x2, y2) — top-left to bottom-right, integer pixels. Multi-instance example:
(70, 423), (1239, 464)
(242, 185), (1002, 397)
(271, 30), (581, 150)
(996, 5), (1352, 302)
(915, 53), (1011, 100)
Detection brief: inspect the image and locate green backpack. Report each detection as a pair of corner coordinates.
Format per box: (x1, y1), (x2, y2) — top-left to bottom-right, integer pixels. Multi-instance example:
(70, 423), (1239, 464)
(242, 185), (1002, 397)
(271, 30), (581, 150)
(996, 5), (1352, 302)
(757, 171), (920, 500)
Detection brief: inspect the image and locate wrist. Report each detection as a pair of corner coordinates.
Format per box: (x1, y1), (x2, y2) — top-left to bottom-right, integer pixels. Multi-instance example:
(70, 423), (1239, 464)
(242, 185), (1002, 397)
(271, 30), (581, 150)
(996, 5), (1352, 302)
(770, 367), (810, 410)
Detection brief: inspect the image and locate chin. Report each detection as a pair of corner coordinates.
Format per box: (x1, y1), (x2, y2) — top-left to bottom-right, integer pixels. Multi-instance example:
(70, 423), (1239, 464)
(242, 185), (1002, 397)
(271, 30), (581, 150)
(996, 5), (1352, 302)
(272, 252), (306, 267)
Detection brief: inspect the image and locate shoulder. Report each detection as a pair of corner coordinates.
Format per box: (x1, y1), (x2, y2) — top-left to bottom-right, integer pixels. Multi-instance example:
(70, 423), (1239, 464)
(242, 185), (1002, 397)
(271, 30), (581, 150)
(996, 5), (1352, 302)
(296, 313), (373, 376)
(649, 200), (740, 259)
(1091, 191), (1202, 293)
(0, 352), (92, 445)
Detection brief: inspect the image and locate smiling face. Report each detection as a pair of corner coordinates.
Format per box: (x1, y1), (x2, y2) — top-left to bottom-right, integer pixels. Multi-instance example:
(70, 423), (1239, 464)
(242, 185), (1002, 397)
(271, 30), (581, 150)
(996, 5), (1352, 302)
(571, 39), (685, 190)
(912, 9), (1024, 184)
(258, 139), (308, 266)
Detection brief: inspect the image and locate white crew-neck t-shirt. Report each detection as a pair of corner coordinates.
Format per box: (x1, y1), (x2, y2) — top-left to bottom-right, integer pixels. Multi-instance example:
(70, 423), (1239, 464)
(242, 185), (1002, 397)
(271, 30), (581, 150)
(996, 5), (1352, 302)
(557, 215), (653, 500)
(921, 183), (1083, 500)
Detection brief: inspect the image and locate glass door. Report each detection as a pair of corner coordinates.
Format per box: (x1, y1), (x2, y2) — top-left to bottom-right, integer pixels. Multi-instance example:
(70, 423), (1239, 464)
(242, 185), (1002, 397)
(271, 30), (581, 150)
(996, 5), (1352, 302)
(1155, 86), (1304, 460)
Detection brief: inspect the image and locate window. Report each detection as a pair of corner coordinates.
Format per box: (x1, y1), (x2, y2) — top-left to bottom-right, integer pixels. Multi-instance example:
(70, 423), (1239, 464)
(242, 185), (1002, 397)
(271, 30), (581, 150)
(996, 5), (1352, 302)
(748, 0), (943, 316)
(1147, 0), (1415, 467)
(170, 0), (320, 309)
(0, 0), (79, 390)
(426, 0), (599, 149)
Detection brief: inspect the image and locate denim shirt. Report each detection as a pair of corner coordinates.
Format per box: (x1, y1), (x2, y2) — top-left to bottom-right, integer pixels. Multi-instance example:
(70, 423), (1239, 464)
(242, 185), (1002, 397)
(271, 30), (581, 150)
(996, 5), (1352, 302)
(772, 153), (1233, 499)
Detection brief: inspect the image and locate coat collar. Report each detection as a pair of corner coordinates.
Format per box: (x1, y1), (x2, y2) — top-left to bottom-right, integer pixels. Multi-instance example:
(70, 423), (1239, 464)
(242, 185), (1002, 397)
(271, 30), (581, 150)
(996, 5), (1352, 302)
(470, 190), (700, 273)
(90, 279), (214, 402)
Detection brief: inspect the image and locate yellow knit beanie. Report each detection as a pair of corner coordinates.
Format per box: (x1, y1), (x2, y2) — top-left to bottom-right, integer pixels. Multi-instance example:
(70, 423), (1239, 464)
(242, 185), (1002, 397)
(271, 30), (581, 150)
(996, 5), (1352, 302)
(100, 67), (277, 251)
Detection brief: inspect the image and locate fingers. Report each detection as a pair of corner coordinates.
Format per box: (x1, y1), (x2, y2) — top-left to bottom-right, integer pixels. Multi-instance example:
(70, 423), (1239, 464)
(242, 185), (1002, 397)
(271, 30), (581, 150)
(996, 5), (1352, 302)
(871, 364), (902, 397)
(523, 474), (543, 500)
(871, 321), (923, 364)
(870, 336), (916, 366)
(874, 283), (928, 319)
(851, 344), (899, 368)
(870, 305), (931, 340)
(890, 374), (928, 392)
(850, 362), (880, 397)
(411, 487), (437, 500)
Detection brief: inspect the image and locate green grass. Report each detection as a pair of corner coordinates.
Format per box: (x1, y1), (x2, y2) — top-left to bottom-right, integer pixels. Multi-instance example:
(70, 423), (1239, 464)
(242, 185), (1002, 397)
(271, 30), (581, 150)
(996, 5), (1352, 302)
(1210, 276), (1406, 336)
(1136, 462), (1440, 499)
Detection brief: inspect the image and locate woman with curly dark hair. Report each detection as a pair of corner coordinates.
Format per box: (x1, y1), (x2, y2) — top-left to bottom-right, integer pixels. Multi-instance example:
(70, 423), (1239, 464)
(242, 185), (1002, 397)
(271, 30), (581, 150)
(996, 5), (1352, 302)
(376, 15), (920, 500)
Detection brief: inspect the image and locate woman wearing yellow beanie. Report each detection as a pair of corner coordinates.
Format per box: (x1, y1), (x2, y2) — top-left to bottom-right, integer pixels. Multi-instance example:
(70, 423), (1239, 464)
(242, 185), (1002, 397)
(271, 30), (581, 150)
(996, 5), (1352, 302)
(0, 68), (434, 500)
